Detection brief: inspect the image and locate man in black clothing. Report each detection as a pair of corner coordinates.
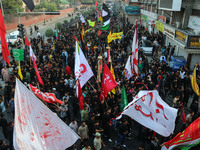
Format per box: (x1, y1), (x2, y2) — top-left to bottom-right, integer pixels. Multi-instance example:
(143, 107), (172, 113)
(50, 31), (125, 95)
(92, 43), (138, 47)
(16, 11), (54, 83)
(0, 140), (9, 150)
(87, 115), (95, 137)
(117, 120), (129, 148)
(7, 122), (13, 150)
(0, 114), (7, 139)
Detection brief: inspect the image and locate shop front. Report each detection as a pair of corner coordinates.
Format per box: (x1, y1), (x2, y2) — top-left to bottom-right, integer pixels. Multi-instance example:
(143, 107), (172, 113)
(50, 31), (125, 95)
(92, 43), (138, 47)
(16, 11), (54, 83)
(140, 9), (157, 33)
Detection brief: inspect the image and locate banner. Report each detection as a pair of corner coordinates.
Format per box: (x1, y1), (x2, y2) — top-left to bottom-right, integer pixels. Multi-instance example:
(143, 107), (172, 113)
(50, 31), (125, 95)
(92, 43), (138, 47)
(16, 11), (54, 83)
(29, 84), (63, 104)
(12, 49), (24, 61)
(14, 78), (79, 150)
(117, 90), (178, 137)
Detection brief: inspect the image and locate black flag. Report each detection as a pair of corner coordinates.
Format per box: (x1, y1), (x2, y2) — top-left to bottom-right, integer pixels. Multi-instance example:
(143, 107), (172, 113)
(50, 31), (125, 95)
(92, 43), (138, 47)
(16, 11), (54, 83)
(23, 0), (35, 11)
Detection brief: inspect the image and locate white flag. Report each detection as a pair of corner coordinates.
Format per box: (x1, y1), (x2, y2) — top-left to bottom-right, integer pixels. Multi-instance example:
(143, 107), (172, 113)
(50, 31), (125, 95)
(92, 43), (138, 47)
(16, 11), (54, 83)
(29, 46), (36, 60)
(131, 28), (138, 77)
(80, 14), (85, 23)
(125, 56), (133, 80)
(117, 90), (178, 137)
(14, 78), (79, 150)
(74, 41), (94, 88)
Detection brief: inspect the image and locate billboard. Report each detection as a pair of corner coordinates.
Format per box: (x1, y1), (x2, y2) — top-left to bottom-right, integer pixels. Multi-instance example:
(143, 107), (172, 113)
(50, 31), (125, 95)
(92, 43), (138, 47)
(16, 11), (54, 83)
(159, 0), (182, 11)
(125, 6), (140, 15)
(188, 16), (200, 31)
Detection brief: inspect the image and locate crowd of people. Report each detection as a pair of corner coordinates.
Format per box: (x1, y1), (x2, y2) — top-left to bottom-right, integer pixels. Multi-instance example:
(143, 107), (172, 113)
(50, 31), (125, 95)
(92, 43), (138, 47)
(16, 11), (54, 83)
(0, 8), (199, 150)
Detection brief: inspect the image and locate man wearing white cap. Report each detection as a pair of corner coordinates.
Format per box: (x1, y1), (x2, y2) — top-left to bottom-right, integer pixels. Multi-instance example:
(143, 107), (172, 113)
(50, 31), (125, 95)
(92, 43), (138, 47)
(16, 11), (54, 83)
(94, 132), (105, 150)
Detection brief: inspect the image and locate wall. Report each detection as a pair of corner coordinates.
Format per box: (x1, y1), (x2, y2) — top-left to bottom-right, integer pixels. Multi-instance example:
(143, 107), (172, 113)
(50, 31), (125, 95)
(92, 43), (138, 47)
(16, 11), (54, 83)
(5, 8), (74, 31)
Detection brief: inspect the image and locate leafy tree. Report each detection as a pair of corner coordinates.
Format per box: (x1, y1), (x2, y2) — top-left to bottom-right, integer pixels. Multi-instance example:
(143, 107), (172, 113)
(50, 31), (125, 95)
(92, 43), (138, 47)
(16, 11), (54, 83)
(70, 18), (74, 22)
(35, 1), (57, 11)
(45, 29), (54, 37)
(2, 0), (23, 14)
(63, 20), (68, 24)
(55, 22), (62, 30)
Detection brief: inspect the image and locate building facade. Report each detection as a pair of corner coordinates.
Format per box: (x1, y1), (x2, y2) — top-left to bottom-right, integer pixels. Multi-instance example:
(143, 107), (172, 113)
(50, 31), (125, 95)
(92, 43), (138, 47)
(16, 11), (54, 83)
(126, 0), (200, 69)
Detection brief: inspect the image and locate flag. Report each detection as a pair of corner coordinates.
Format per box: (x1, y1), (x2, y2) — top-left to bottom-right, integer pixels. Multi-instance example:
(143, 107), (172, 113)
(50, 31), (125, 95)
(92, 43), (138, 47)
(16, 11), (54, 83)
(18, 61), (23, 80)
(99, 16), (103, 23)
(191, 65), (200, 96)
(29, 46), (36, 61)
(100, 63), (118, 100)
(74, 41), (94, 88)
(85, 28), (92, 34)
(22, 0), (35, 11)
(32, 57), (44, 86)
(97, 28), (101, 36)
(110, 32), (123, 40)
(110, 63), (116, 94)
(82, 27), (84, 40)
(14, 78), (79, 150)
(80, 14), (85, 23)
(29, 84), (63, 104)
(120, 85), (128, 111)
(96, 1), (98, 10)
(131, 24), (138, 78)
(55, 29), (58, 39)
(87, 20), (96, 27)
(117, 90), (178, 137)
(0, 9), (10, 64)
(77, 80), (84, 110)
(125, 56), (133, 80)
(161, 117), (200, 150)
(100, 3), (110, 30)
(25, 36), (32, 47)
(182, 103), (186, 124)
(107, 48), (111, 64)
(97, 56), (103, 82)
(107, 31), (112, 43)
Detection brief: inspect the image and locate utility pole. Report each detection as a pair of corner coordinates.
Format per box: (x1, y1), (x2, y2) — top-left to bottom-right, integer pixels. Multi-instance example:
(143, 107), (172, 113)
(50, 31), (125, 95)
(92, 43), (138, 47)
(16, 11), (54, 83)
(17, 8), (21, 24)
(0, 0), (4, 16)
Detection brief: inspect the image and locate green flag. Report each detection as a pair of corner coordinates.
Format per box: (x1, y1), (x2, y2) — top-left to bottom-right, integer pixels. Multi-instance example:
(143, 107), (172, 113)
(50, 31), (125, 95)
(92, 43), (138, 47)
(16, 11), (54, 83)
(120, 85), (128, 111)
(87, 20), (96, 27)
(12, 49), (24, 61)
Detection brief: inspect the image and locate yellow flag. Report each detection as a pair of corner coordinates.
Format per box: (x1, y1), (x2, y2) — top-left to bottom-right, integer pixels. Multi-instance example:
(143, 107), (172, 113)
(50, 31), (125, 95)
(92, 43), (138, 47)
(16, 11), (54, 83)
(85, 28), (92, 34)
(191, 65), (200, 96)
(107, 31), (112, 43)
(99, 16), (103, 22)
(82, 27), (84, 40)
(18, 61), (23, 80)
(110, 32), (123, 40)
(110, 63), (116, 94)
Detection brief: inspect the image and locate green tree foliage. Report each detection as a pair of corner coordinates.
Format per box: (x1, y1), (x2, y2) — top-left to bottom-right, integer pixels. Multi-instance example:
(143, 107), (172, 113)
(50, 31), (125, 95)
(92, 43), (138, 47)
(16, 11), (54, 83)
(45, 29), (54, 37)
(63, 20), (68, 24)
(2, 0), (23, 14)
(70, 18), (74, 22)
(55, 22), (62, 30)
(35, 1), (57, 11)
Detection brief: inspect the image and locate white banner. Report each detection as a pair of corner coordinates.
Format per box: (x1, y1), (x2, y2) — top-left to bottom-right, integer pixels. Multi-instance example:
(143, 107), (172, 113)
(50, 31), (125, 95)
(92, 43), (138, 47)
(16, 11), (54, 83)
(14, 78), (79, 150)
(74, 41), (94, 88)
(117, 90), (178, 137)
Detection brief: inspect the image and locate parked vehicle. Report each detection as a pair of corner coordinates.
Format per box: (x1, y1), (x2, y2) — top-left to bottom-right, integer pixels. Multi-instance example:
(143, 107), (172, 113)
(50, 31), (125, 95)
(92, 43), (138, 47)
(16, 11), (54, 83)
(140, 40), (153, 55)
(6, 30), (20, 46)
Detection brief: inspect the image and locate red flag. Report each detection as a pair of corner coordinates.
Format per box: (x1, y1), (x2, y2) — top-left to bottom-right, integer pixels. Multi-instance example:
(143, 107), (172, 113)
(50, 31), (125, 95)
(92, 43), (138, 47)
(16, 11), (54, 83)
(100, 63), (118, 100)
(74, 35), (79, 42)
(182, 103), (186, 124)
(146, 26), (148, 32)
(29, 84), (63, 104)
(162, 117), (200, 149)
(96, 1), (98, 10)
(25, 36), (32, 47)
(78, 80), (84, 110)
(0, 9), (10, 64)
(107, 48), (111, 64)
(32, 57), (44, 86)
(97, 28), (101, 36)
